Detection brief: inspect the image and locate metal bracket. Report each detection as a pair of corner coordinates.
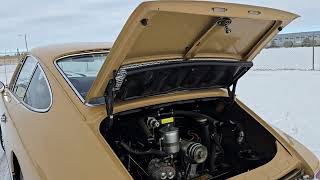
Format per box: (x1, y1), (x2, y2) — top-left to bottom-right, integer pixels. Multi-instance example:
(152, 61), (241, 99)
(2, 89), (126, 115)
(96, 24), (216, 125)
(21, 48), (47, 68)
(104, 70), (117, 130)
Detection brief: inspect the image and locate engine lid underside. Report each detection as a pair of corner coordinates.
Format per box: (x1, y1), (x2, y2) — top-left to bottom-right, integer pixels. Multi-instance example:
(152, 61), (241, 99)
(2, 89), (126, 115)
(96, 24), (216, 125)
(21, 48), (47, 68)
(111, 60), (252, 102)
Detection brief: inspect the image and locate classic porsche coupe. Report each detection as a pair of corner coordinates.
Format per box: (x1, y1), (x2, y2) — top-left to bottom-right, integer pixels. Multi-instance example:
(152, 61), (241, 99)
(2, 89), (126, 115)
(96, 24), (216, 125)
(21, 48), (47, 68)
(0, 1), (319, 180)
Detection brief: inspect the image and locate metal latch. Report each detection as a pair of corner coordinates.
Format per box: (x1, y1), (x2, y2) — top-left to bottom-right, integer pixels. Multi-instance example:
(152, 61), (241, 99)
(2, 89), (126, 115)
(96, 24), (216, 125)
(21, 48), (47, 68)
(184, 17), (233, 59)
(217, 17), (232, 34)
(1, 113), (7, 123)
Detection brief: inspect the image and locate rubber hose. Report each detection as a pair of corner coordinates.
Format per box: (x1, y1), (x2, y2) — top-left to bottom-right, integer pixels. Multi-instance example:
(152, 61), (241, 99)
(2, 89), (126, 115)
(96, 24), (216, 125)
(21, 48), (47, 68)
(119, 141), (167, 156)
(209, 140), (217, 171)
(138, 119), (153, 141)
(157, 110), (216, 124)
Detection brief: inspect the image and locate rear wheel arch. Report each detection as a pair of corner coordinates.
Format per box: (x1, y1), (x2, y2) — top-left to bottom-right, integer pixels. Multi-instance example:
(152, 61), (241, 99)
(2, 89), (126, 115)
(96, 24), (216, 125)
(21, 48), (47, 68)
(11, 152), (24, 180)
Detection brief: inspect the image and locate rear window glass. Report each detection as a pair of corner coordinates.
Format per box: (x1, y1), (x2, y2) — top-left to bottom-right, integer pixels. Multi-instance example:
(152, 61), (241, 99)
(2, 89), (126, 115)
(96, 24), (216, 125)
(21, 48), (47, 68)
(56, 53), (107, 99)
(24, 66), (51, 110)
(13, 57), (37, 99)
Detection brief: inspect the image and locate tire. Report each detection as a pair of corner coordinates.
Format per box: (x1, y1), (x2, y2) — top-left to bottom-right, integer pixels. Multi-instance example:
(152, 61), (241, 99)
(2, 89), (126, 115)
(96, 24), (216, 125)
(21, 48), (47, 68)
(13, 169), (23, 180)
(0, 126), (4, 151)
(12, 154), (23, 180)
(19, 170), (24, 180)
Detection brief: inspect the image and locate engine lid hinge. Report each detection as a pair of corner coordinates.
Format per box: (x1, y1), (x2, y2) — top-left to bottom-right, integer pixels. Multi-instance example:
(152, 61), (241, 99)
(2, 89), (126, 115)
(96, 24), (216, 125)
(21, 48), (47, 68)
(104, 70), (117, 130)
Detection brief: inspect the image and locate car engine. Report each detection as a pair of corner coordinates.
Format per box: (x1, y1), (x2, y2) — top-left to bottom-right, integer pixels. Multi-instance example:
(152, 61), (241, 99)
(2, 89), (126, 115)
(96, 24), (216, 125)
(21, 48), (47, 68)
(101, 98), (277, 179)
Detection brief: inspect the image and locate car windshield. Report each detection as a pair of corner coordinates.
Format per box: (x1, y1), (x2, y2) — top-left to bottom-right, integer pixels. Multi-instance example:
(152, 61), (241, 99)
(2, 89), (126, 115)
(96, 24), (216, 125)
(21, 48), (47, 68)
(57, 53), (107, 99)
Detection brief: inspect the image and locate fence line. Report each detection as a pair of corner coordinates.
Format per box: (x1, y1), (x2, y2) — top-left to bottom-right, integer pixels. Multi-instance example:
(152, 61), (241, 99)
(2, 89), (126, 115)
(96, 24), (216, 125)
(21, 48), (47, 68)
(252, 47), (320, 71)
(0, 52), (18, 55)
(0, 55), (19, 65)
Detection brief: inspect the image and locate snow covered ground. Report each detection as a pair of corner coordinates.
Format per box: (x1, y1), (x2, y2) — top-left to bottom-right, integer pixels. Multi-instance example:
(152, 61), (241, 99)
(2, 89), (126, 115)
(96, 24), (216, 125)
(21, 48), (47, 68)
(0, 64), (319, 179)
(238, 70), (320, 158)
(0, 65), (15, 180)
(0, 65), (16, 85)
(0, 148), (10, 180)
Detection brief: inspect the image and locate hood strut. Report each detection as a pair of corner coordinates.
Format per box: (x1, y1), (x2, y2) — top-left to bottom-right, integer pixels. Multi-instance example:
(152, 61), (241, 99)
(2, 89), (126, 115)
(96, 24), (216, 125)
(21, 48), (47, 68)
(104, 70), (117, 130)
(226, 64), (251, 102)
(228, 81), (238, 103)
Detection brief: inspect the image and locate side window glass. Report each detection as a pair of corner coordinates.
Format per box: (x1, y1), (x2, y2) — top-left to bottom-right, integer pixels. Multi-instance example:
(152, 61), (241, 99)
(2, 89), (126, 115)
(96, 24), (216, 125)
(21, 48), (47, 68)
(13, 57), (37, 99)
(24, 66), (51, 110)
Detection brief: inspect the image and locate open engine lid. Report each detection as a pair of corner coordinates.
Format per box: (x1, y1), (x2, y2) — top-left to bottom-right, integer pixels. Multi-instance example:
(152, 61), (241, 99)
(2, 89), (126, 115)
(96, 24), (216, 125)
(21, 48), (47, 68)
(85, 1), (298, 103)
(112, 60), (253, 102)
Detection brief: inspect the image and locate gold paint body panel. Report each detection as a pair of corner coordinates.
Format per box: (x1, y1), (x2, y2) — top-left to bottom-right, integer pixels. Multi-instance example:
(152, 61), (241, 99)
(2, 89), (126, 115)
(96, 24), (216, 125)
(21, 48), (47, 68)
(0, 1), (318, 180)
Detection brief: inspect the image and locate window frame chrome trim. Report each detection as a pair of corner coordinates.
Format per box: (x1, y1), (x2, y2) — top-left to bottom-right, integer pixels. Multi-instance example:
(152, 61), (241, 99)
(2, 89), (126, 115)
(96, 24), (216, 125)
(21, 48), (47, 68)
(9, 55), (53, 113)
(10, 55), (37, 92)
(54, 51), (109, 106)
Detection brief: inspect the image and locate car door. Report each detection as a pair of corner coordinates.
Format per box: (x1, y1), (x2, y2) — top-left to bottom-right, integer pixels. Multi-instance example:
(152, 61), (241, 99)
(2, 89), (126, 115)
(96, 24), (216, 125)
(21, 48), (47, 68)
(2, 56), (47, 180)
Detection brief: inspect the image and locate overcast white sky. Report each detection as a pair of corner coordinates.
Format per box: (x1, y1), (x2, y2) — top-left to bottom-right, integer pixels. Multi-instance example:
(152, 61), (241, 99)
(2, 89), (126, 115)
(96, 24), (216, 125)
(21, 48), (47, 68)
(1, 0), (319, 52)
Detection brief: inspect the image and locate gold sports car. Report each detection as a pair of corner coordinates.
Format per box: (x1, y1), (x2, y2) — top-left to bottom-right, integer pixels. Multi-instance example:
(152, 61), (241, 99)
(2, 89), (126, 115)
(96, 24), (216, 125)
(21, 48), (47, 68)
(0, 1), (319, 180)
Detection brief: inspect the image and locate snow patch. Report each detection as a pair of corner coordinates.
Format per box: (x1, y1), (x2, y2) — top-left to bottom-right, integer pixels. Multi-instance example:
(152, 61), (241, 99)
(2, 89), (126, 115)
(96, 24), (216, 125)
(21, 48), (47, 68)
(238, 70), (320, 158)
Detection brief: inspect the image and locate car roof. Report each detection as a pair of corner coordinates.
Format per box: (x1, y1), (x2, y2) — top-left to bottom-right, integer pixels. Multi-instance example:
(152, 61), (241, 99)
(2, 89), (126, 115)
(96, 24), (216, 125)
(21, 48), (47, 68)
(30, 42), (113, 66)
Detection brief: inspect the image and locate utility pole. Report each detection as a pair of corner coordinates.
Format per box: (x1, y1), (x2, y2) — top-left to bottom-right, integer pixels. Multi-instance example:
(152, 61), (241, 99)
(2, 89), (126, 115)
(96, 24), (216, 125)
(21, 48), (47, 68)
(312, 32), (315, 70)
(18, 34), (29, 52)
(17, 48), (20, 62)
(4, 49), (8, 86)
(24, 34), (29, 52)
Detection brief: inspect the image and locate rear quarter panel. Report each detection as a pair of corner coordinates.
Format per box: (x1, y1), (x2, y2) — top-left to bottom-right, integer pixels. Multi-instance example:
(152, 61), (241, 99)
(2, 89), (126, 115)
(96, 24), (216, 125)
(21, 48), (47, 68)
(3, 61), (131, 180)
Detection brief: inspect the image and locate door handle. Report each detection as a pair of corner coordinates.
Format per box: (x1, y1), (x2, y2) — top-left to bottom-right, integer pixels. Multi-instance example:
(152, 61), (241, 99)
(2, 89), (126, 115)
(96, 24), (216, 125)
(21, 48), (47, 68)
(1, 113), (7, 123)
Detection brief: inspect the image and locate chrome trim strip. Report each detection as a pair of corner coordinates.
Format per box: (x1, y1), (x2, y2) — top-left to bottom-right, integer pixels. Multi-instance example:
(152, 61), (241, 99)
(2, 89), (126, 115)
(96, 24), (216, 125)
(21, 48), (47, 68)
(54, 51), (109, 104)
(279, 168), (304, 180)
(9, 55), (53, 113)
(10, 55), (32, 91)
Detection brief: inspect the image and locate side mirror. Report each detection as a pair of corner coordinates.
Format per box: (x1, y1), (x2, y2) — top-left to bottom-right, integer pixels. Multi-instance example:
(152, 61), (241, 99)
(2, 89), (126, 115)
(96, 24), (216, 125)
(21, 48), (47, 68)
(0, 81), (5, 93)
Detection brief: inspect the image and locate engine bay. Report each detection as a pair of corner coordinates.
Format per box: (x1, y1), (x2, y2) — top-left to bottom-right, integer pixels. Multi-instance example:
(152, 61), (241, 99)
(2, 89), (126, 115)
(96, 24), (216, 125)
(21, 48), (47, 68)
(100, 98), (277, 179)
